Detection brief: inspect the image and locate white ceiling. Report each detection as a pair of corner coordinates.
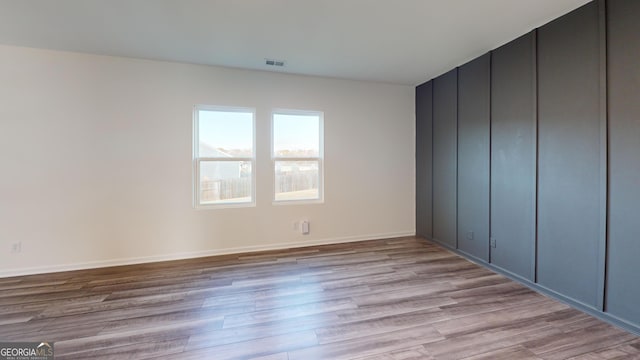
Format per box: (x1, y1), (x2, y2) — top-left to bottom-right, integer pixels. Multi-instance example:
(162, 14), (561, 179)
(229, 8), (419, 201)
(0, 0), (591, 85)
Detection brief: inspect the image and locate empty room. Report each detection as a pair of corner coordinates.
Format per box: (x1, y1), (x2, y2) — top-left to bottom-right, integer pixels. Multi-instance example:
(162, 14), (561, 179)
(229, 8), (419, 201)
(1, 0), (639, 359)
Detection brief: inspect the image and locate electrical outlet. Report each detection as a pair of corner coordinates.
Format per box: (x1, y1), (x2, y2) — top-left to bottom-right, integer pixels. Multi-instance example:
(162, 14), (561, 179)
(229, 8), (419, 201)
(490, 238), (497, 248)
(466, 231), (474, 240)
(11, 242), (22, 253)
(301, 220), (310, 235)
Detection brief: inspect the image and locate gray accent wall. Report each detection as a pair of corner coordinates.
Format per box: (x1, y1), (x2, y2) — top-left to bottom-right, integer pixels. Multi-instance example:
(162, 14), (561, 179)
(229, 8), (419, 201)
(536, 1), (605, 308)
(606, 0), (640, 326)
(432, 69), (457, 248)
(457, 54), (490, 262)
(489, 32), (537, 281)
(415, 81), (433, 239)
(415, 0), (640, 334)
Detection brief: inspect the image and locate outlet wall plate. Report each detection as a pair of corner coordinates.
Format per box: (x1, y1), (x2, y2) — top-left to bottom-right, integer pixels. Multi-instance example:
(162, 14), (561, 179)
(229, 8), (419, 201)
(11, 242), (22, 253)
(301, 220), (310, 235)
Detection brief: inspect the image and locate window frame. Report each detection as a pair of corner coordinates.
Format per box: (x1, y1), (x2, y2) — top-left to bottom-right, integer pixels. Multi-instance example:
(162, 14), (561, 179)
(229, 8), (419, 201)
(271, 109), (324, 205)
(193, 105), (256, 209)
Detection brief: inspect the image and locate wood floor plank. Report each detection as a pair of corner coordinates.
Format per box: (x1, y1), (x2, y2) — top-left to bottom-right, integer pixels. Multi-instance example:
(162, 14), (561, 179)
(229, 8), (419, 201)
(432, 297), (569, 336)
(97, 307), (226, 335)
(13, 319), (108, 342)
(56, 337), (188, 360)
(424, 323), (564, 360)
(250, 353), (291, 360)
(351, 346), (435, 360)
(178, 330), (318, 360)
(525, 322), (638, 359)
(253, 284), (370, 311)
(222, 297), (357, 328)
(0, 318), (52, 339)
(0, 311), (38, 325)
(0, 237), (636, 359)
(459, 345), (541, 360)
(314, 308), (447, 344)
(288, 324), (443, 360)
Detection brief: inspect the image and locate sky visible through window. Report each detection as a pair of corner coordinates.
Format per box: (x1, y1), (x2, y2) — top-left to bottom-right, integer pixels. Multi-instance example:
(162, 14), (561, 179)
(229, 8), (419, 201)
(198, 110), (320, 156)
(198, 110), (253, 152)
(273, 113), (320, 157)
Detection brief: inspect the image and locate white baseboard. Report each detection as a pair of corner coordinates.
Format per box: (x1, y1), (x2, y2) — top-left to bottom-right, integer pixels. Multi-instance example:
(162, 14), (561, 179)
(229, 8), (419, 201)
(0, 231), (415, 278)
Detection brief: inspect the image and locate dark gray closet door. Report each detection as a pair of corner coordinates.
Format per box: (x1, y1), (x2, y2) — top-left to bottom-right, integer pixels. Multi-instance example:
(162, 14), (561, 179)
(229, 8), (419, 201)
(606, 0), (640, 326)
(416, 81), (433, 239)
(457, 54), (490, 261)
(432, 69), (458, 248)
(490, 32), (536, 280)
(537, 1), (605, 308)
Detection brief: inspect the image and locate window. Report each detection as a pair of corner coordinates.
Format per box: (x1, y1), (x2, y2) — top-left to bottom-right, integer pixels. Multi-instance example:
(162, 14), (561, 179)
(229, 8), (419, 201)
(272, 110), (323, 202)
(193, 106), (255, 208)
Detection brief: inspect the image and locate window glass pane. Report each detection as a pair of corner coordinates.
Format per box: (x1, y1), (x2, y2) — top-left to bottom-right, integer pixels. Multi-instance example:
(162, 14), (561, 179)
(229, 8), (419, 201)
(273, 113), (319, 157)
(275, 161), (319, 201)
(200, 161), (252, 204)
(199, 110), (253, 157)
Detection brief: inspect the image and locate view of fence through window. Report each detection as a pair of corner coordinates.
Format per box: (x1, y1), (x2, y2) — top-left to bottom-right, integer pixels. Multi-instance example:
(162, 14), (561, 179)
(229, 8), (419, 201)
(196, 107), (254, 206)
(199, 161), (252, 204)
(273, 112), (323, 202)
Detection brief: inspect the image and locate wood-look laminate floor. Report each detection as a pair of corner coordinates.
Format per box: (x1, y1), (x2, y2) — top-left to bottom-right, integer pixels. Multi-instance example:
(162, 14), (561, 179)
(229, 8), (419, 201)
(1, 237), (639, 360)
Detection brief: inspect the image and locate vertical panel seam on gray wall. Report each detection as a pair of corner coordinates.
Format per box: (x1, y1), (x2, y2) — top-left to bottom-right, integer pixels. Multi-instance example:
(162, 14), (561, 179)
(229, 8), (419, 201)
(597, 0), (608, 312)
(488, 53), (493, 264)
(530, 30), (538, 283)
(533, 28), (540, 285)
(455, 67), (460, 250)
(431, 81), (435, 241)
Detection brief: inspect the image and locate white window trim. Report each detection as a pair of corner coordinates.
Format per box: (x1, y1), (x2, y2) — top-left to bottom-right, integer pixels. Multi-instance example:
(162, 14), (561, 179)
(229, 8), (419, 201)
(271, 109), (324, 205)
(193, 105), (256, 209)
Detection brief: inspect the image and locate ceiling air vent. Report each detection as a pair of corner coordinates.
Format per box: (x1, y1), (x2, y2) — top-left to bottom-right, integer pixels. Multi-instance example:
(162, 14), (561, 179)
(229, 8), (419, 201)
(265, 58), (285, 67)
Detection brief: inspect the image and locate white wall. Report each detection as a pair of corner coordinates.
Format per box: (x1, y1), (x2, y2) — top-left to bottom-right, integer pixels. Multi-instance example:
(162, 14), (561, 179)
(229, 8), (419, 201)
(0, 44), (415, 277)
